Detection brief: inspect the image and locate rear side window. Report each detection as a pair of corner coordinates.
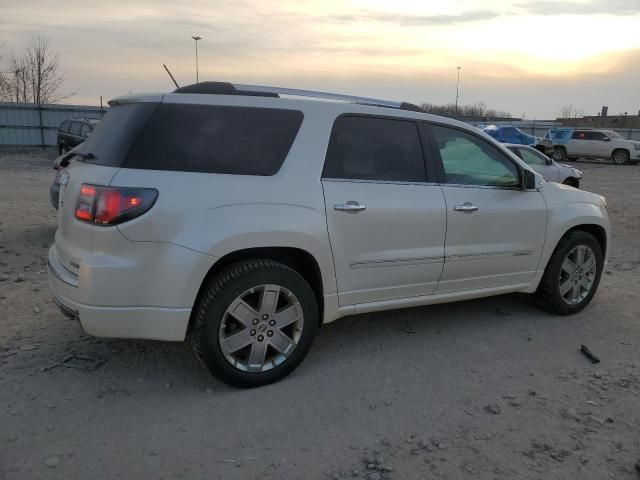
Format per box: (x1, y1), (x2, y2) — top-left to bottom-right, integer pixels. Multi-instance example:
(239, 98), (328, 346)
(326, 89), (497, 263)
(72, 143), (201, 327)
(69, 122), (82, 136)
(123, 104), (303, 175)
(323, 116), (425, 182)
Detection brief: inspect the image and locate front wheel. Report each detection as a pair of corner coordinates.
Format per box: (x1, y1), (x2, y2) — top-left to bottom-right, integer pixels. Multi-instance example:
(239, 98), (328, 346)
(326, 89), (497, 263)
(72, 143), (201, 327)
(611, 150), (630, 165)
(534, 231), (603, 315)
(189, 260), (319, 388)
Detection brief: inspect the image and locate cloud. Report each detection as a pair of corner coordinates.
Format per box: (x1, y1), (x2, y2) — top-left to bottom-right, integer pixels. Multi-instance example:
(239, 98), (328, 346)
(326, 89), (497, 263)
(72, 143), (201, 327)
(326, 10), (500, 27)
(519, 0), (640, 16)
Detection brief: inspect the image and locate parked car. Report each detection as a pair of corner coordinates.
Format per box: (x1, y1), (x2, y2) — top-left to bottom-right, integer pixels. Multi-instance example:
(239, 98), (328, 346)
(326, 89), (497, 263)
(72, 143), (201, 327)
(48, 82), (610, 388)
(505, 143), (582, 188)
(57, 118), (100, 155)
(545, 127), (640, 165)
(481, 125), (554, 154)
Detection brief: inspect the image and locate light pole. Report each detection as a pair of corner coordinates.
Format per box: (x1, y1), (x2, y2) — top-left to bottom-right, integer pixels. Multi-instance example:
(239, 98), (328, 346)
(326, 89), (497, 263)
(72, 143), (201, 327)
(455, 66), (462, 115)
(192, 36), (202, 83)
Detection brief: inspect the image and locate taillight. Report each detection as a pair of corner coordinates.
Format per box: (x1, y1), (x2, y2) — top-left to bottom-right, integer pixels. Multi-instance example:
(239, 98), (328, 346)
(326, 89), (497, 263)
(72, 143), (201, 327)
(74, 184), (158, 226)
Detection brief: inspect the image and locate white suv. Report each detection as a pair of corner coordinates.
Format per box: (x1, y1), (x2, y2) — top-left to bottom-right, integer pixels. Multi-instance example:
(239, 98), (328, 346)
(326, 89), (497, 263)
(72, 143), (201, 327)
(547, 127), (640, 165)
(49, 82), (610, 387)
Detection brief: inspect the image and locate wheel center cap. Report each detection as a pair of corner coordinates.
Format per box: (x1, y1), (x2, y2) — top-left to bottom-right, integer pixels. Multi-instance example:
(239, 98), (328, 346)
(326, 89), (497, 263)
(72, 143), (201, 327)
(258, 322), (268, 333)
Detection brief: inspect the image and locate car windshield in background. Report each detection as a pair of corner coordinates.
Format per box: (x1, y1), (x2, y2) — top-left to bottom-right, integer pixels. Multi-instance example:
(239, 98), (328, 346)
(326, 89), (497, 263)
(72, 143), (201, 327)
(74, 102), (158, 167)
(603, 130), (624, 139)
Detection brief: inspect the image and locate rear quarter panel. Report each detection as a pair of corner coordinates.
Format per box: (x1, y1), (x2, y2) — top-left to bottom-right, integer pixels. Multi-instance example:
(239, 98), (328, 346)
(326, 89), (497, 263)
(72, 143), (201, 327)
(111, 101), (339, 297)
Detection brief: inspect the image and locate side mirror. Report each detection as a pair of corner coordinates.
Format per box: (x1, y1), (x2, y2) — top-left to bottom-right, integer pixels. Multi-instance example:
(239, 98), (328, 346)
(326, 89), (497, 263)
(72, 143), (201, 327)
(603, 137), (610, 142)
(522, 169), (538, 190)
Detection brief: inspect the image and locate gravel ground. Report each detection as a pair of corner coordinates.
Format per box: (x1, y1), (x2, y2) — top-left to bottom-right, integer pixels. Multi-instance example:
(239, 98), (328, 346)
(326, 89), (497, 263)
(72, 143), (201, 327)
(1, 150), (639, 480)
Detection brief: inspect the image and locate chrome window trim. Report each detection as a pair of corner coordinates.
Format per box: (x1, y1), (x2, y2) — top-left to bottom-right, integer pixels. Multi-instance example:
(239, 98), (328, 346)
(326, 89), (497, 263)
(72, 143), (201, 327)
(321, 178), (440, 187)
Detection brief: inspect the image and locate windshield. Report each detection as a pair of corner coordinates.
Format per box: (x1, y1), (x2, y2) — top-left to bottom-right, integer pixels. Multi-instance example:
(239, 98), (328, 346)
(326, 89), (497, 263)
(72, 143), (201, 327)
(602, 130), (624, 139)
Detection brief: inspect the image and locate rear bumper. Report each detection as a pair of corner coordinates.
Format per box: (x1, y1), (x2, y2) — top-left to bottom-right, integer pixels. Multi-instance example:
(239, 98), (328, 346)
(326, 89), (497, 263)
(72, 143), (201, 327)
(47, 239), (213, 341)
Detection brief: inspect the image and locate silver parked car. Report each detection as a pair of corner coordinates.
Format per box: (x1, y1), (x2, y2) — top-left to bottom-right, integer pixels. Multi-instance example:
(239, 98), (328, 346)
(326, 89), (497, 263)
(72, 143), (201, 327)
(506, 143), (583, 188)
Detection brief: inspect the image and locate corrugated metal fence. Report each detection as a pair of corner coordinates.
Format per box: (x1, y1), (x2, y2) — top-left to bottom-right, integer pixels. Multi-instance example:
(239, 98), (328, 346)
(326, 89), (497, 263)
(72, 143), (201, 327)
(0, 102), (106, 147)
(1, 101), (639, 146)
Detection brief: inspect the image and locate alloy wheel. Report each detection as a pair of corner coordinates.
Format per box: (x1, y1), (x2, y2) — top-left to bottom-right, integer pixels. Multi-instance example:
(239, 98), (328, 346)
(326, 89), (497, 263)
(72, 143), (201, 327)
(558, 245), (597, 305)
(612, 151), (627, 165)
(219, 284), (304, 372)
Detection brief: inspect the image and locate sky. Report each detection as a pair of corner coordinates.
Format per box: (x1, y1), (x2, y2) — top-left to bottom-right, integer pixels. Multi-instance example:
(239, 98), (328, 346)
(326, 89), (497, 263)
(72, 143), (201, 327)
(1, 0), (639, 118)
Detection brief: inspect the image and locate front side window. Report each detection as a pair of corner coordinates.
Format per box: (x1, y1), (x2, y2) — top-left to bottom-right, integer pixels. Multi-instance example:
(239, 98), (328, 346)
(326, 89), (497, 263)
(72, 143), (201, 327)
(124, 104), (303, 175)
(517, 147), (548, 166)
(323, 116), (425, 182)
(431, 124), (520, 188)
(588, 131), (607, 141)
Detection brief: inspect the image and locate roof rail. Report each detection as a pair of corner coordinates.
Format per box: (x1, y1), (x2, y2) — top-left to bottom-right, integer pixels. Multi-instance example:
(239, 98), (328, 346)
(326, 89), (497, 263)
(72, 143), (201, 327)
(173, 81), (422, 112)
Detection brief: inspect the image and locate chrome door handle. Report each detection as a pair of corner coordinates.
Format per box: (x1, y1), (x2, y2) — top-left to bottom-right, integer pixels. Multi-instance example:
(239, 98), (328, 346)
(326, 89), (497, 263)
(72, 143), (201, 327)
(334, 201), (366, 213)
(453, 202), (479, 213)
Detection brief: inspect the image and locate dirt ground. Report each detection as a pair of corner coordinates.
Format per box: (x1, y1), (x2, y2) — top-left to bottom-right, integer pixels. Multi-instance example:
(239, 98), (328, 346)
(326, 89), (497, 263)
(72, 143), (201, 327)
(0, 150), (639, 480)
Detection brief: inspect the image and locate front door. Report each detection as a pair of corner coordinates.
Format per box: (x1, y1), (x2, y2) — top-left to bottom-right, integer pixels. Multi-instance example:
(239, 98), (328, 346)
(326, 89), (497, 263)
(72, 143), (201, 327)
(322, 115), (446, 306)
(586, 131), (611, 157)
(427, 123), (548, 293)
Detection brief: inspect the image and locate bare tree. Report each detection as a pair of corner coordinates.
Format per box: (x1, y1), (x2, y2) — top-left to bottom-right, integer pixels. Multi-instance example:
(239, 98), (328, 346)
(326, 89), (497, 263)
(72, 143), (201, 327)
(0, 35), (68, 104)
(558, 104), (584, 119)
(420, 101), (512, 119)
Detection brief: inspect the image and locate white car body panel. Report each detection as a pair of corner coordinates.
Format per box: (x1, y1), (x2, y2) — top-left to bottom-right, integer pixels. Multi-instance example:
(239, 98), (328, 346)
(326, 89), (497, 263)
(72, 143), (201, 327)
(48, 90), (610, 341)
(322, 179), (446, 305)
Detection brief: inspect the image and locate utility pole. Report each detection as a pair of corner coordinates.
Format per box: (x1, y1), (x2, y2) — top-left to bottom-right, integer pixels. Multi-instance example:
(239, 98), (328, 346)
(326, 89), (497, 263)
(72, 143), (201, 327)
(192, 36), (202, 83)
(455, 66), (462, 115)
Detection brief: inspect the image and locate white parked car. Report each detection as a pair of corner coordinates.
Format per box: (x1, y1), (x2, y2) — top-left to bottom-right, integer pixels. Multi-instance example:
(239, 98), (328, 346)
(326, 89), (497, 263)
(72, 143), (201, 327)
(49, 82), (610, 387)
(546, 128), (640, 165)
(505, 143), (583, 188)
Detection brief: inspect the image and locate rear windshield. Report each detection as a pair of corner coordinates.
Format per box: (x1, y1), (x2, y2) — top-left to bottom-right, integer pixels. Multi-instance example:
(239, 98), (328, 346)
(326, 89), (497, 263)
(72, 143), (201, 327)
(75, 102), (158, 167)
(123, 104), (303, 175)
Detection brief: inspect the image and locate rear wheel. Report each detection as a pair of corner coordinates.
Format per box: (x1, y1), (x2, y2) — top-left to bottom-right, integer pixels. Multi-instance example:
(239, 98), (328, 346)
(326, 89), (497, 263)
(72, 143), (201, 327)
(552, 147), (567, 162)
(190, 260), (319, 388)
(534, 231), (603, 315)
(611, 149), (630, 165)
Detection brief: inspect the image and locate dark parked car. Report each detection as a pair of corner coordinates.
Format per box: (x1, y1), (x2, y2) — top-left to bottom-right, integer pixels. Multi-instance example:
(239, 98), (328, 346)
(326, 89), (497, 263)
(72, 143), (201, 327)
(57, 118), (100, 155)
(51, 118), (101, 208)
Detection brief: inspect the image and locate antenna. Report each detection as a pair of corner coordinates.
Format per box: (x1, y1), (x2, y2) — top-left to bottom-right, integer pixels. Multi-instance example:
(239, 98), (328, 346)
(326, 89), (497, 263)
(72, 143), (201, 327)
(163, 64), (180, 89)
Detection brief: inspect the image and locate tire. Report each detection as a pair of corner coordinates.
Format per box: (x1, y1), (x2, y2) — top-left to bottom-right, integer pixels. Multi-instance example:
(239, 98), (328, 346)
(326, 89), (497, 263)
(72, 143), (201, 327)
(552, 147), (567, 162)
(534, 231), (603, 315)
(189, 259), (319, 388)
(611, 149), (630, 165)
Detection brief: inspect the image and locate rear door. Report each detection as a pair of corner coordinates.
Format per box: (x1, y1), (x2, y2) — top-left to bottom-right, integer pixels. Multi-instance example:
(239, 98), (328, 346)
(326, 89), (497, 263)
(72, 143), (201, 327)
(426, 123), (547, 293)
(322, 115), (446, 305)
